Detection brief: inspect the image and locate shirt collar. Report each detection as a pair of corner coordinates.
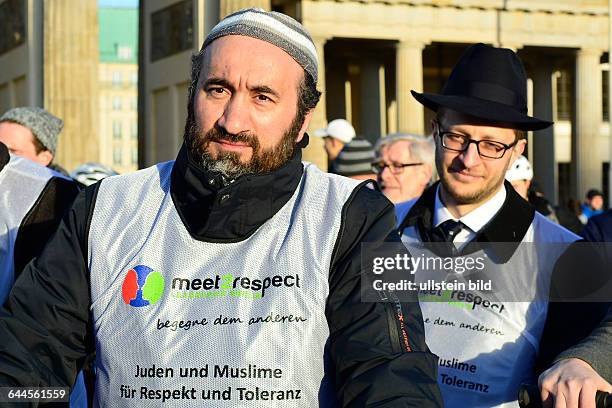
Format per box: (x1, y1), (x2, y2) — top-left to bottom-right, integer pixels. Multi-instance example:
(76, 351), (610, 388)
(398, 181), (535, 252)
(433, 184), (507, 234)
(0, 142), (8, 172)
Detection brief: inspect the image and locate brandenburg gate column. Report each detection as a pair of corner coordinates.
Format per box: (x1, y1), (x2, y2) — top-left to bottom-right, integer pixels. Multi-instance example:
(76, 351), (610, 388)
(396, 40), (425, 135)
(532, 58), (558, 205)
(574, 48), (604, 199)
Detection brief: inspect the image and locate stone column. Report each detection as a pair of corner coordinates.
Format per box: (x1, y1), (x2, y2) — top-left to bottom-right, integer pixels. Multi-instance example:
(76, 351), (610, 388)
(44, 0), (100, 171)
(303, 35), (329, 170)
(324, 60), (347, 123)
(360, 61), (386, 144)
(531, 59), (558, 205)
(574, 48), (603, 199)
(28, 0), (43, 107)
(170, 85), (182, 159)
(396, 40), (424, 135)
(196, 0), (219, 47)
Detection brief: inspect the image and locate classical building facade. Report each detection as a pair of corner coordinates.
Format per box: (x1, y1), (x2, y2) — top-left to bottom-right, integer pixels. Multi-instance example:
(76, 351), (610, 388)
(141, 0), (610, 204)
(0, 0), (100, 172)
(99, 6), (139, 174)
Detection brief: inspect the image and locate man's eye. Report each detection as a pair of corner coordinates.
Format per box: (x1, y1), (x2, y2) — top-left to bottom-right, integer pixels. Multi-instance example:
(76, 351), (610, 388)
(483, 142), (504, 152)
(256, 95), (271, 102)
(208, 87), (226, 95)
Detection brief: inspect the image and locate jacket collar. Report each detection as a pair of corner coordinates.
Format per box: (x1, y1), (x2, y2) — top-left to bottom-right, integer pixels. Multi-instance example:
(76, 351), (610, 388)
(0, 142), (8, 172)
(399, 180), (535, 261)
(170, 137), (306, 242)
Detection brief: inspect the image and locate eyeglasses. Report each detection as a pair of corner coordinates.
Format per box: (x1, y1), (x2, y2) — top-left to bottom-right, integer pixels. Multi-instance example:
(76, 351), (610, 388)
(371, 161), (423, 175)
(437, 128), (517, 159)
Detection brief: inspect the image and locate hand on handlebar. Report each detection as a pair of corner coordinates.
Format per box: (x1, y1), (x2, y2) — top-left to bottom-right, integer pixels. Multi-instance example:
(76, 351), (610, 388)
(538, 358), (612, 408)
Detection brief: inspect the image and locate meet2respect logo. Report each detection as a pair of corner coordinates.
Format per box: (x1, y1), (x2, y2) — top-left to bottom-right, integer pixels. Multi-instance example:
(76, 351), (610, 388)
(121, 265), (301, 307)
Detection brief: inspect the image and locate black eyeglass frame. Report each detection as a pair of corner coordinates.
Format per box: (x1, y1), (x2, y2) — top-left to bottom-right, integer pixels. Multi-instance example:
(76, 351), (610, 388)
(435, 124), (518, 160)
(371, 161), (424, 175)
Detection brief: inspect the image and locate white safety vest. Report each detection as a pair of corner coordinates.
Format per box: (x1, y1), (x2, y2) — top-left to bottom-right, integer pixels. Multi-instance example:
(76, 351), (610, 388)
(0, 156), (64, 303)
(88, 161), (361, 407)
(400, 207), (578, 408)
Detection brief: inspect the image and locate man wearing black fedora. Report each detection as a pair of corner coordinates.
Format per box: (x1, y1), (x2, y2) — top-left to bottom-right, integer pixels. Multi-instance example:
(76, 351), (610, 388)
(395, 43), (608, 407)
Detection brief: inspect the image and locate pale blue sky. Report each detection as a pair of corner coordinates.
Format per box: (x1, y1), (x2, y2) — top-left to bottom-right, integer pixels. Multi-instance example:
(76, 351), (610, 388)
(98, 0), (138, 8)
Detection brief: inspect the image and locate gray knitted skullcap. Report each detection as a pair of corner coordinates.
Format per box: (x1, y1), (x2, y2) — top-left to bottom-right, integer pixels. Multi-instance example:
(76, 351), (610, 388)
(0, 107), (63, 155)
(203, 8), (319, 83)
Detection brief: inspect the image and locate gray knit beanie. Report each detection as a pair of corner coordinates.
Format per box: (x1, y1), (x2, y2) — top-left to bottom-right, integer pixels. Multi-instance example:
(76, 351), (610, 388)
(0, 107), (63, 155)
(203, 8), (319, 83)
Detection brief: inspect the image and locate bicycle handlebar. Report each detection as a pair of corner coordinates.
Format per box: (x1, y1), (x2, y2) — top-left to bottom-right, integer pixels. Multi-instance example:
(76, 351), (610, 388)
(518, 383), (612, 408)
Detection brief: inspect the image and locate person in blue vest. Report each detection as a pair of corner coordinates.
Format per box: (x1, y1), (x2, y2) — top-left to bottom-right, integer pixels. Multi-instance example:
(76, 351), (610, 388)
(394, 43), (608, 407)
(0, 8), (442, 407)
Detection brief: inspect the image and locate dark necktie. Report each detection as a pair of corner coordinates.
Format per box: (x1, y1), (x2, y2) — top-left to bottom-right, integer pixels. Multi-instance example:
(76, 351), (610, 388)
(430, 219), (464, 243)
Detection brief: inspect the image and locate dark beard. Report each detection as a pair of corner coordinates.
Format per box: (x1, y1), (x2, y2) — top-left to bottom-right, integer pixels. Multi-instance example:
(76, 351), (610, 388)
(435, 149), (508, 205)
(185, 115), (302, 180)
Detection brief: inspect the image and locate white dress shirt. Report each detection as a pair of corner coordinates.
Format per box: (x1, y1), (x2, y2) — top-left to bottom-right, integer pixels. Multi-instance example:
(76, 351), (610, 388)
(433, 184), (507, 250)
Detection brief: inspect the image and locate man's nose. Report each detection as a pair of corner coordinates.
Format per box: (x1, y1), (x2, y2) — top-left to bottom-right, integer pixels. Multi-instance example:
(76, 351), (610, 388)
(216, 95), (250, 135)
(459, 142), (481, 167)
(381, 165), (394, 181)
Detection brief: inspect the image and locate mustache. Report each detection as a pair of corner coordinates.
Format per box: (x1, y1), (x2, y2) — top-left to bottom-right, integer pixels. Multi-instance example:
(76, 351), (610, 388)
(205, 126), (260, 150)
(184, 113), (300, 178)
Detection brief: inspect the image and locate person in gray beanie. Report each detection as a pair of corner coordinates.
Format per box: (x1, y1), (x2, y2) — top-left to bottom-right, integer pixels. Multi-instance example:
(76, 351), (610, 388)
(0, 106), (63, 167)
(0, 8), (442, 407)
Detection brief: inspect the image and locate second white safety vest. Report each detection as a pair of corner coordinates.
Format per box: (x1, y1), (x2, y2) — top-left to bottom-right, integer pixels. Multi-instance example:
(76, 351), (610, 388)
(0, 156), (65, 303)
(400, 210), (578, 408)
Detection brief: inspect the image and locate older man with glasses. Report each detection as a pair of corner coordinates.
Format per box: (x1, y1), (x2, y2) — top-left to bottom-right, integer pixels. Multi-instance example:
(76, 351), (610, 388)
(373, 133), (435, 207)
(395, 43), (608, 408)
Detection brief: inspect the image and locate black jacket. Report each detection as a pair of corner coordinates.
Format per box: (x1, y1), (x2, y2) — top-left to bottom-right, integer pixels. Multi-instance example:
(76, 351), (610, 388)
(553, 213), (612, 382)
(582, 210), (612, 243)
(0, 140), (442, 407)
(554, 305), (612, 382)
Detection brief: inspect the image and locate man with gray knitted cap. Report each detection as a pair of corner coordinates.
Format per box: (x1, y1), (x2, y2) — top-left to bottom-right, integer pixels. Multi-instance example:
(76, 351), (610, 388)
(0, 8), (441, 408)
(0, 107), (62, 167)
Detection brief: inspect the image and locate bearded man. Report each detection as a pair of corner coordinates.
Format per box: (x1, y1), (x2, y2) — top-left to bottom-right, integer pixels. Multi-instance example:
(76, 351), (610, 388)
(0, 9), (441, 408)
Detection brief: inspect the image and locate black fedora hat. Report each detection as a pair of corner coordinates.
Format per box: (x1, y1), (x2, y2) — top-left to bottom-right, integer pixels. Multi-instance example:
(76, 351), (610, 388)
(411, 43), (553, 131)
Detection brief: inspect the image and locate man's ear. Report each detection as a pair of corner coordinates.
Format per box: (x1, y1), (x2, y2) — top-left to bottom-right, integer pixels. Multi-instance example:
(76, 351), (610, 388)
(512, 139), (527, 160)
(431, 118), (438, 133)
(36, 150), (53, 167)
(295, 110), (314, 143)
